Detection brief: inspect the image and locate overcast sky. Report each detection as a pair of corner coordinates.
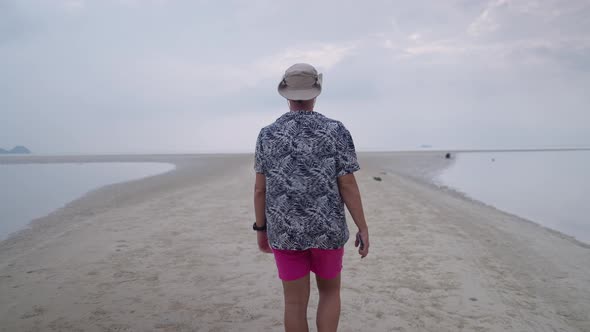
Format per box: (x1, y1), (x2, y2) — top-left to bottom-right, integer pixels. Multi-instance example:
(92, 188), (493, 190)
(1, 0), (589, 154)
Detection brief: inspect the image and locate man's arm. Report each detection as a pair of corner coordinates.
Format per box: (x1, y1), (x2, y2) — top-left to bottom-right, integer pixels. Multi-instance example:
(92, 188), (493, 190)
(254, 173), (272, 253)
(338, 173), (369, 257)
(254, 173), (266, 228)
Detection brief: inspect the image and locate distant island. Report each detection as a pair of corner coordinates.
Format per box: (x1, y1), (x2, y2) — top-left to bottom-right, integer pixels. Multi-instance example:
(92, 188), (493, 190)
(0, 145), (31, 154)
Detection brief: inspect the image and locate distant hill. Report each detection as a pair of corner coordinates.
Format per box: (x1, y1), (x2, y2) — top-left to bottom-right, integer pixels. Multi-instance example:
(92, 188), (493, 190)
(0, 145), (31, 154)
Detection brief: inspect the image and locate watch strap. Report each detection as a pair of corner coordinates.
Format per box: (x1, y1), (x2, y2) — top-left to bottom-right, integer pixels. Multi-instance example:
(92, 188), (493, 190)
(253, 222), (267, 231)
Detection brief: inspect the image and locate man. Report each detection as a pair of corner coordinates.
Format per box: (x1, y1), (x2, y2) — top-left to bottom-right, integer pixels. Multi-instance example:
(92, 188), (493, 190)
(253, 63), (369, 332)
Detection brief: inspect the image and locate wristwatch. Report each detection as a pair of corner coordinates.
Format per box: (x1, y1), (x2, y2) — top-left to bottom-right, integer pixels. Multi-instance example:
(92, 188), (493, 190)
(252, 222), (267, 231)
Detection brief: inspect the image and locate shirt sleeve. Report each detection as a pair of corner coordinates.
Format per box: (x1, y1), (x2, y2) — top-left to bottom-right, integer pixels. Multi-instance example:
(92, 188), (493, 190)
(335, 124), (360, 177)
(254, 129), (266, 174)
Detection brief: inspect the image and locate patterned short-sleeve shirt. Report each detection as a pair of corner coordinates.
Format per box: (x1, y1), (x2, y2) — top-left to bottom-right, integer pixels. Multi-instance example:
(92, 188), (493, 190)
(254, 110), (360, 250)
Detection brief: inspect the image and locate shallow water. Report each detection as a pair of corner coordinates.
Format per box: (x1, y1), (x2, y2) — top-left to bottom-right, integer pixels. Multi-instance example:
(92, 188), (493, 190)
(0, 162), (175, 240)
(436, 150), (590, 244)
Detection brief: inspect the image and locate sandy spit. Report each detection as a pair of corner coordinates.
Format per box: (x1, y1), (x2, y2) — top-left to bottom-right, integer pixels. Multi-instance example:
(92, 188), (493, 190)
(1, 152), (589, 332)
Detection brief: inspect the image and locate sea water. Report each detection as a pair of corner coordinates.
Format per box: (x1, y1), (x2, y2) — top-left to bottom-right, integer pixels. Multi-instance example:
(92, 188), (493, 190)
(436, 150), (590, 244)
(0, 162), (175, 241)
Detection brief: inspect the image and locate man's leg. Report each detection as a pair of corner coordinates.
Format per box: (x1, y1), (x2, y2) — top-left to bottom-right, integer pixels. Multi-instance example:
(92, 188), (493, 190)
(282, 273), (311, 332)
(315, 273), (341, 332)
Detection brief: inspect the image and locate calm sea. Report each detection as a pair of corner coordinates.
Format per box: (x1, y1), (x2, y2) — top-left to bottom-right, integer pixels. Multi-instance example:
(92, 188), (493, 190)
(0, 162), (175, 241)
(436, 150), (590, 244)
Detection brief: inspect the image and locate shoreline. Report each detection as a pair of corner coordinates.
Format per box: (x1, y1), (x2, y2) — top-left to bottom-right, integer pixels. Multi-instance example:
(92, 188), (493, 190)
(2, 151), (588, 261)
(0, 154), (237, 248)
(2, 150), (589, 259)
(0, 160), (177, 242)
(428, 180), (590, 249)
(436, 153), (590, 248)
(376, 151), (590, 249)
(1, 152), (589, 331)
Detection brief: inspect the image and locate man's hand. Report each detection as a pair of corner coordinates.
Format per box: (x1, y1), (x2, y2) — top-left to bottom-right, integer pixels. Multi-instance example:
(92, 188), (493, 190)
(338, 173), (369, 258)
(257, 231), (273, 253)
(355, 229), (369, 258)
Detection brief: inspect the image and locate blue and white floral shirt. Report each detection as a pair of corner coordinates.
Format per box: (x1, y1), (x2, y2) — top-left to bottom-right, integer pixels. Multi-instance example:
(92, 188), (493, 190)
(254, 110), (360, 250)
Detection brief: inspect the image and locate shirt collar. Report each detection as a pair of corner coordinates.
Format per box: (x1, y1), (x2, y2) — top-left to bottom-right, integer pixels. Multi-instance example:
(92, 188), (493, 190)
(279, 110), (324, 120)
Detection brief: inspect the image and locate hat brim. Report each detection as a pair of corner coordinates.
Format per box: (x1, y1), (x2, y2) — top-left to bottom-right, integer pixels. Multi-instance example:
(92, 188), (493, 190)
(278, 86), (321, 101)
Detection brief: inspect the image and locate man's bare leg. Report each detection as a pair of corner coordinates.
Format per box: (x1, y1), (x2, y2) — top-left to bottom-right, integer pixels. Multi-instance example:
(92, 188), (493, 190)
(282, 273), (311, 332)
(316, 273), (341, 332)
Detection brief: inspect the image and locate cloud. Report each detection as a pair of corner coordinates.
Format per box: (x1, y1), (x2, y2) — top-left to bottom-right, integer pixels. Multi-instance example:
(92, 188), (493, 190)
(404, 41), (467, 57)
(257, 43), (358, 76)
(108, 41), (358, 108)
(468, 0), (508, 37)
(0, 0), (589, 153)
(61, 0), (85, 12)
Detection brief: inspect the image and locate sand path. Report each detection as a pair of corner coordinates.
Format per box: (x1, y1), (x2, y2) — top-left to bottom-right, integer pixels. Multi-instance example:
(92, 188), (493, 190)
(1, 153), (589, 331)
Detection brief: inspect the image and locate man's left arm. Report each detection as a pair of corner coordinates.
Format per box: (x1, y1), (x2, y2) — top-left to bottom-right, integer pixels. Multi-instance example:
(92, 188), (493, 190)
(254, 173), (272, 253)
(254, 173), (267, 228)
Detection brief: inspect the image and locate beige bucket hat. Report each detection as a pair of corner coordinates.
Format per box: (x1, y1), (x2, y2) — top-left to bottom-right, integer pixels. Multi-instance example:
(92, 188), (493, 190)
(277, 63), (323, 101)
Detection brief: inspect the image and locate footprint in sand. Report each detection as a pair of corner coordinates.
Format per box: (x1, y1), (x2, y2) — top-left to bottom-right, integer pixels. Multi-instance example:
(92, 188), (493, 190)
(26, 268), (47, 274)
(48, 317), (80, 331)
(113, 270), (138, 279)
(20, 305), (46, 319)
(115, 239), (129, 250)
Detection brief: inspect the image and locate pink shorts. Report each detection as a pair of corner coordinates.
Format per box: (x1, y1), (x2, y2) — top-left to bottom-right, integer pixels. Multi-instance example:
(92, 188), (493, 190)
(272, 247), (344, 281)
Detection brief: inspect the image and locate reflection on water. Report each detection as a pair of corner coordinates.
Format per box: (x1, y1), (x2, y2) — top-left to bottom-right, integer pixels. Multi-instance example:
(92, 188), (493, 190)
(436, 151), (590, 244)
(0, 162), (175, 240)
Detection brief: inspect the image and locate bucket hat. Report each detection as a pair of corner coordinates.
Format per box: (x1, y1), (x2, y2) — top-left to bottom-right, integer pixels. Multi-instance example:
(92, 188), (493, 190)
(277, 63), (323, 100)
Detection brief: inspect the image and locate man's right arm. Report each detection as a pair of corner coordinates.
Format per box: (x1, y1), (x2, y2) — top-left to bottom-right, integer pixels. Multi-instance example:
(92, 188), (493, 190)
(338, 173), (369, 257)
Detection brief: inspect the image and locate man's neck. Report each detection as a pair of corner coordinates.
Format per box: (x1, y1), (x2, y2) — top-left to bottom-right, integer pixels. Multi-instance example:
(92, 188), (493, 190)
(288, 99), (315, 111)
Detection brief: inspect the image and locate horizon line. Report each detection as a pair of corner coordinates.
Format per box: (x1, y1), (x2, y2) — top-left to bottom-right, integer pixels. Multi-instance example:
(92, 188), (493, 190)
(2, 147), (590, 157)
